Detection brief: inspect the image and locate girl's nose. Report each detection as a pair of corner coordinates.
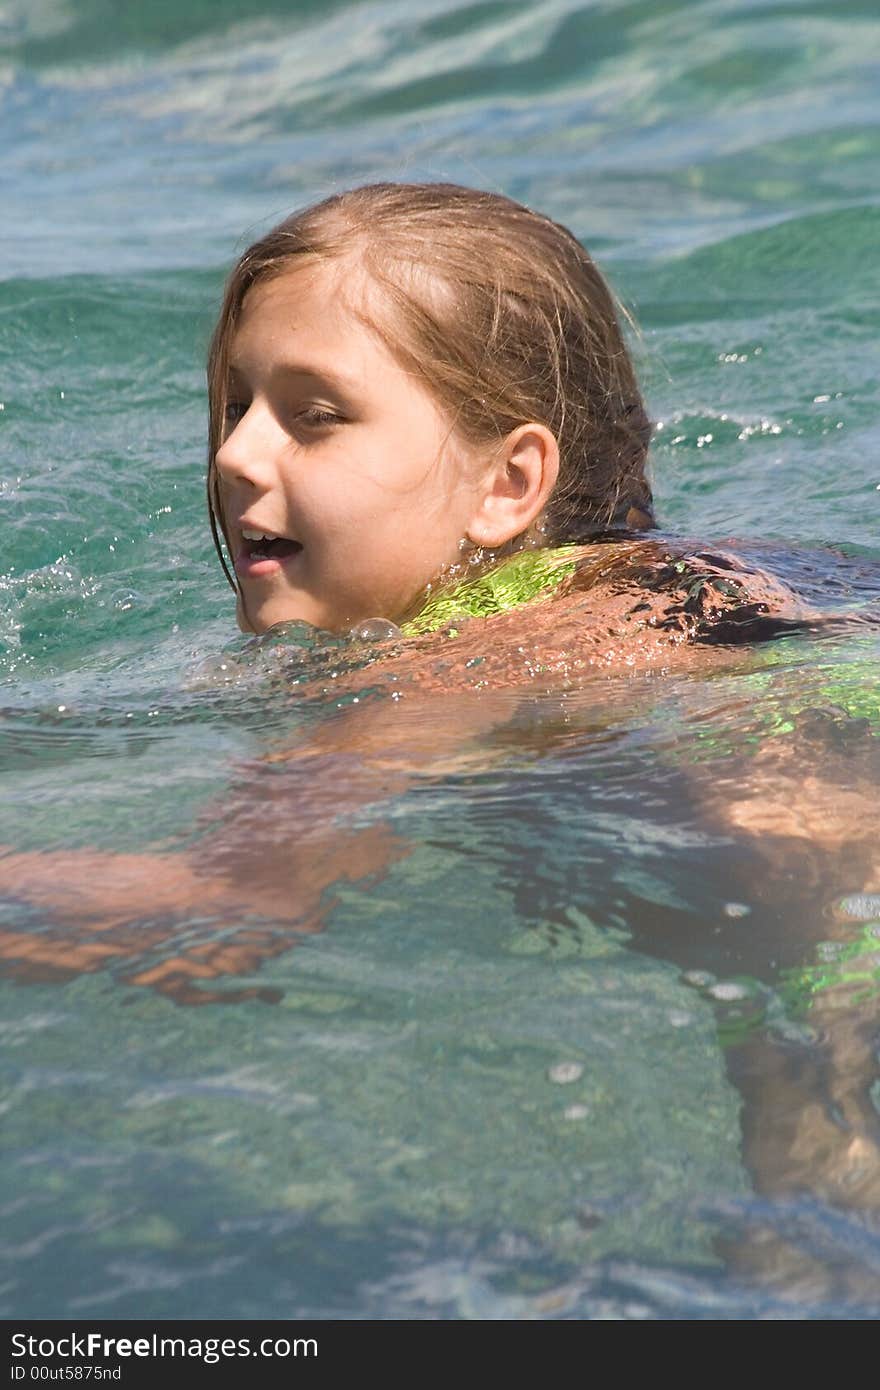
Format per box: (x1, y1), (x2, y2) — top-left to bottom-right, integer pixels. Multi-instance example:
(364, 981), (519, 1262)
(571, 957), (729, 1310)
(214, 403), (279, 489)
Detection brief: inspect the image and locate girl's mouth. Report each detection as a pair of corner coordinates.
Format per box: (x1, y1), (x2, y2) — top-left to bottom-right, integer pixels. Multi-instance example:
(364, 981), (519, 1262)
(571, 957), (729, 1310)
(235, 530), (303, 579)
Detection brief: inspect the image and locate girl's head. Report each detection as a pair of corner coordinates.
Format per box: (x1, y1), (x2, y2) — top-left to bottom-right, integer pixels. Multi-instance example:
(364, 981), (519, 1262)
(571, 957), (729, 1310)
(208, 182), (653, 633)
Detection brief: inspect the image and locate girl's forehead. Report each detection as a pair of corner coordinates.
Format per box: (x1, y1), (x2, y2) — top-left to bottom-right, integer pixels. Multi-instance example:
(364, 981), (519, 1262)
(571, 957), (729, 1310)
(231, 257), (402, 378)
(240, 255), (370, 326)
(227, 257), (451, 415)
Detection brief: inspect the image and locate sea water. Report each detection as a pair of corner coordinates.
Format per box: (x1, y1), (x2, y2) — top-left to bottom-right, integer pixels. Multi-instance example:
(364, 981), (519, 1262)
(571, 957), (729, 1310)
(2, 0), (879, 1318)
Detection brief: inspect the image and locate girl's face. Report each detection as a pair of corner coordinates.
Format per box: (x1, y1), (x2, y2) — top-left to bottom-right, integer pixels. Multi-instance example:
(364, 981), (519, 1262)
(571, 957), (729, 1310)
(215, 261), (489, 634)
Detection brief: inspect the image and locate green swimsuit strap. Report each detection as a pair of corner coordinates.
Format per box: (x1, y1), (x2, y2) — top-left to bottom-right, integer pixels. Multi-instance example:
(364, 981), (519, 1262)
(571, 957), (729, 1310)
(400, 546), (582, 636)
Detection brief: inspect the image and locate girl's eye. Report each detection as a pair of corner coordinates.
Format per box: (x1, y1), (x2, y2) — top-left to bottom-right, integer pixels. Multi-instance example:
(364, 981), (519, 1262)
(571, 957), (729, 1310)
(298, 407), (344, 428)
(224, 401), (248, 427)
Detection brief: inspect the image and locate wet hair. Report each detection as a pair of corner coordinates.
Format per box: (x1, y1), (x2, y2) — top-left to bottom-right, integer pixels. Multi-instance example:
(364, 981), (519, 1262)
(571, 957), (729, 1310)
(207, 181), (654, 591)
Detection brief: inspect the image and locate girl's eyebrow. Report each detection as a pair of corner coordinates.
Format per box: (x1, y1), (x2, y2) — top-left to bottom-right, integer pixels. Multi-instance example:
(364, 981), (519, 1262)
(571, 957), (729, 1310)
(227, 359), (360, 395)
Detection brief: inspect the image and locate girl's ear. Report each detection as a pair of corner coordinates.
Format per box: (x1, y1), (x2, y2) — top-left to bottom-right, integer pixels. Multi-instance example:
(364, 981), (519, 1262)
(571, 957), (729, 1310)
(465, 423), (560, 549)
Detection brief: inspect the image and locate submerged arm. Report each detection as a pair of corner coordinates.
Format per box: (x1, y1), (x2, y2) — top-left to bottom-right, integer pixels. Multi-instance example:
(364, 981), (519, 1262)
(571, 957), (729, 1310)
(0, 687), (513, 1002)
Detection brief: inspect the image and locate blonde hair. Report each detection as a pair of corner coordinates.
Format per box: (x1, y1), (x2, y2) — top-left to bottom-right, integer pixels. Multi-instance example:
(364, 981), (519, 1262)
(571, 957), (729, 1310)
(207, 182), (654, 591)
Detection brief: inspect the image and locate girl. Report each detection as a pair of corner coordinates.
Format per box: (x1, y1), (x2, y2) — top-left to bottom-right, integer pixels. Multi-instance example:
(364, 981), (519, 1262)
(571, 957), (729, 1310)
(206, 181), (810, 659)
(2, 185), (879, 1248)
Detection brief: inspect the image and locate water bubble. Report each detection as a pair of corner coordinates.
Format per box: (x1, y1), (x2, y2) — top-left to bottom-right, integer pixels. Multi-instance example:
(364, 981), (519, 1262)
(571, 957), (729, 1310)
(252, 620), (323, 651)
(723, 902), (751, 918)
(708, 982), (750, 1002)
(683, 970), (715, 989)
(837, 894), (880, 920)
(349, 618), (402, 643)
(771, 1019), (820, 1046)
(563, 1104), (589, 1121)
(111, 589), (141, 613)
(548, 1062), (583, 1085)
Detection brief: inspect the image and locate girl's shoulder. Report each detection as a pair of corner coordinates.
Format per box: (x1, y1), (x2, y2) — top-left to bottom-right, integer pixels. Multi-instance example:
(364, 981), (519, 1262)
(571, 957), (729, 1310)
(561, 535), (813, 646)
(380, 537), (817, 693)
(402, 534), (814, 647)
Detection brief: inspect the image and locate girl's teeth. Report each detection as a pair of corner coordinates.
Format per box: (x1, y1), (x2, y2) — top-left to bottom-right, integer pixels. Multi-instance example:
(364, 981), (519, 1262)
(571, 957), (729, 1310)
(242, 529), (275, 541)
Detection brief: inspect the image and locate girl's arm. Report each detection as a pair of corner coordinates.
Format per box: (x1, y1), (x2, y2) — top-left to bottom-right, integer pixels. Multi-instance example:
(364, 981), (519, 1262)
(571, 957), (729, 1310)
(0, 687), (515, 1003)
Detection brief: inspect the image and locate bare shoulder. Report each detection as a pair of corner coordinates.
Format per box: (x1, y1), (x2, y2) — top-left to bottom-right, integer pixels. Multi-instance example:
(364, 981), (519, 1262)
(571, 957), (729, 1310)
(562, 536), (814, 645)
(355, 538), (818, 695)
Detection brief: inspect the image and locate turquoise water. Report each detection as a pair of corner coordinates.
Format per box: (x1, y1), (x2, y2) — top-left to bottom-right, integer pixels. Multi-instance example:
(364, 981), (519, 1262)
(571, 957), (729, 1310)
(2, 0), (880, 1318)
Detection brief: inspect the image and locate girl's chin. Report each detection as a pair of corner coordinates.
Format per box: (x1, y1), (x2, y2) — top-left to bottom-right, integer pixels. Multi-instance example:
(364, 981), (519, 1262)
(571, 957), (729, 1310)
(236, 594), (338, 636)
(236, 580), (410, 636)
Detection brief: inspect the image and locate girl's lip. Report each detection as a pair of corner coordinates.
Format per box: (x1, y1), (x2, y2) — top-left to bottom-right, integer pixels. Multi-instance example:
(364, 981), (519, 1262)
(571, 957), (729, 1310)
(234, 542), (303, 580)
